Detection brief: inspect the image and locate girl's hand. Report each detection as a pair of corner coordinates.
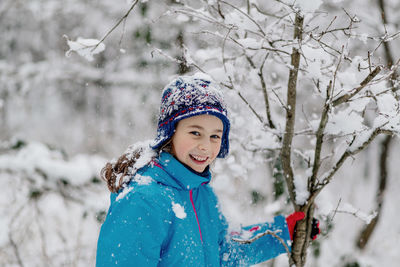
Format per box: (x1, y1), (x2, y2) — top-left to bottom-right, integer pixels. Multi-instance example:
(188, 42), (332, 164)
(311, 218), (320, 240)
(285, 212), (320, 241)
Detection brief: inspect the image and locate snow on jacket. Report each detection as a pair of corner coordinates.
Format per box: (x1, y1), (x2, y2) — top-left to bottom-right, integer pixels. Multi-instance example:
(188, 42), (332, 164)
(96, 152), (291, 266)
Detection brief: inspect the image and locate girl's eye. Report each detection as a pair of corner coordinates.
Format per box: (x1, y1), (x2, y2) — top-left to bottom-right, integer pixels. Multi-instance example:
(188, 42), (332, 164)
(190, 131), (200, 136)
(211, 135), (221, 139)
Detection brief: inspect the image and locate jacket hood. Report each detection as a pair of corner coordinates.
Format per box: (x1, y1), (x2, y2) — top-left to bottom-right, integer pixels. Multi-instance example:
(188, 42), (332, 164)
(138, 152), (211, 190)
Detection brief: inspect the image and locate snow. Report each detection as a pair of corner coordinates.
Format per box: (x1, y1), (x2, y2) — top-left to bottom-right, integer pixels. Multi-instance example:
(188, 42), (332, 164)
(172, 202), (187, 219)
(194, 48), (222, 62)
(176, 14), (190, 22)
(349, 98), (370, 112)
(0, 142), (105, 185)
(127, 140), (156, 170)
(3, 0), (400, 266)
(64, 36), (105, 62)
(295, 0), (323, 12)
(116, 186), (134, 201)
(248, 131), (280, 150)
(339, 203), (377, 224)
(133, 174), (153, 185)
(347, 129), (374, 153)
(325, 109), (366, 135)
(236, 38), (262, 49)
(294, 174), (309, 205)
(376, 93), (399, 117)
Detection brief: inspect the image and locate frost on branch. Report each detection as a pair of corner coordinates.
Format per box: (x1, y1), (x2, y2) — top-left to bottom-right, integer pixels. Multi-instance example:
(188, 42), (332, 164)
(336, 203), (378, 225)
(64, 35), (106, 62)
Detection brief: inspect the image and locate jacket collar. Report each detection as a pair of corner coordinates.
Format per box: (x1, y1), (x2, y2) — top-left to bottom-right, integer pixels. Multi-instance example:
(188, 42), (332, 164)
(143, 152), (211, 190)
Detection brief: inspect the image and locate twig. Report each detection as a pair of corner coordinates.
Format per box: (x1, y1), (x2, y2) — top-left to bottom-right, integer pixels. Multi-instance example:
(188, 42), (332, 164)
(259, 53), (276, 129)
(220, 25), (266, 125)
(91, 0), (140, 52)
(326, 198), (342, 229)
(313, 127), (393, 199)
(219, 0), (266, 36)
(332, 66), (382, 106)
(270, 86), (287, 110)
(171, 6), (235, 31)
(232, 230), (291, 256)
(237, 91), (265, 124)
(309, 80), (332, 190)
(8, 205), (26, 267)
(222, 26), (233, 75)
(150, 47), (208, 74)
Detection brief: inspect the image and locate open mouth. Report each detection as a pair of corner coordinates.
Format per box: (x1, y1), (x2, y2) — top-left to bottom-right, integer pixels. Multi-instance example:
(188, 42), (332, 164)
(190, 154), (208, 164)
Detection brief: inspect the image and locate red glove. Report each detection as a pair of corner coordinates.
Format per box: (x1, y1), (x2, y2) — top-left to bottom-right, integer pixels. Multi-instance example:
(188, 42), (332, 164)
(286, 211), (321, 241)
(286, 211), (305, 240)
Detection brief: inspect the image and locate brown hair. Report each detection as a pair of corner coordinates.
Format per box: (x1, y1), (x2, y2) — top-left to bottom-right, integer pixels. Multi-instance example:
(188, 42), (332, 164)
(100, 143), (158, 193)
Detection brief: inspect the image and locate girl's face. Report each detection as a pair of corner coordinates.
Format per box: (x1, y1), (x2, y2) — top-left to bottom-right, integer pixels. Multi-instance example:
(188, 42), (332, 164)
(171, 114), (223, 173)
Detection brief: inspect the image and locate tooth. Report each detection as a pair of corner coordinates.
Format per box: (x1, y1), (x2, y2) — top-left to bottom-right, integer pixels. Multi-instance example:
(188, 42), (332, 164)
(192, 155), (206, 161)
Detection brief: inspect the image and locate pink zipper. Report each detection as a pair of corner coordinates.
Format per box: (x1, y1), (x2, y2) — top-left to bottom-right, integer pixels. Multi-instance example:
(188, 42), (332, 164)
(189, 189), (203, 243)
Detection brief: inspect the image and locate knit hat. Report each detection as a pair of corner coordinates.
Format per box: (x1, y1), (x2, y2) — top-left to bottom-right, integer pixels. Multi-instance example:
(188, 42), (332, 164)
(151, 75), (230, 158)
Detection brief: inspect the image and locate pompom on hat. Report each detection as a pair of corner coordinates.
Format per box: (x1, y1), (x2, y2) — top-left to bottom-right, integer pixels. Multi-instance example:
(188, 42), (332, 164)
(151, 74), (230, 158)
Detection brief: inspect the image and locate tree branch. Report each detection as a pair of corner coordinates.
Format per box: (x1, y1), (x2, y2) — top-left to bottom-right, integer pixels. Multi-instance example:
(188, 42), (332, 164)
(314, 128), (393, 198)
(92, 0), (140, 52)
(309, 81), (332, 190)
(219, 0), (267, 36)
(259, 53), (276, 129)
(332, 66), (382, 106)
(281, 12), (304, 209)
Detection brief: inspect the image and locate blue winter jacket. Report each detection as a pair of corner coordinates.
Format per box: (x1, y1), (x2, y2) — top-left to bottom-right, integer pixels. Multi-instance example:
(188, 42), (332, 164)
(96, 152), (291, 266)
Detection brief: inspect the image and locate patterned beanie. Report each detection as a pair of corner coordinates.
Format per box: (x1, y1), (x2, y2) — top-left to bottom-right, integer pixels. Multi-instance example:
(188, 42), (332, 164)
(151, 75), (230, 158)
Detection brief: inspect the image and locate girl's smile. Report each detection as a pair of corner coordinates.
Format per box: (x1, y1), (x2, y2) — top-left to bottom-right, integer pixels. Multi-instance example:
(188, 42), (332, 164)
(171, 114), (223, 172)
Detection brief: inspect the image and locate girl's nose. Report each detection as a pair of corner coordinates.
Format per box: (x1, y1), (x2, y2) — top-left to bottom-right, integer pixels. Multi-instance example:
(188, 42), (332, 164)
(198, 139), (210, 151)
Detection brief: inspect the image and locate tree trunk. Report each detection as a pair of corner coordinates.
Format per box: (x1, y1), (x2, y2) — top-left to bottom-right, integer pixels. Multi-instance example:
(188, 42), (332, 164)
(290, 204), (314, 266)
(279, 11), (309, 267)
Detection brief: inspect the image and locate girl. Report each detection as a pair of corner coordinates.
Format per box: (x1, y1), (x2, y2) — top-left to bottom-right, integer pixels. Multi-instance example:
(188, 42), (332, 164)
(96, 75), (318, 266)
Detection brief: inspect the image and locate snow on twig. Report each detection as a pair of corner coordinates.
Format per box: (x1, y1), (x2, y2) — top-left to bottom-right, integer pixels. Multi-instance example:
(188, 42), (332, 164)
(64, 36), (105, 62)
(332, 202), (378, 224)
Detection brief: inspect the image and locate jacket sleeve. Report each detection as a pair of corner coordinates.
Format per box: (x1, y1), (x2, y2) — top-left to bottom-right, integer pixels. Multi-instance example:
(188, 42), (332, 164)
(96, 187), (171, 267)
(219, 215), (291, 266)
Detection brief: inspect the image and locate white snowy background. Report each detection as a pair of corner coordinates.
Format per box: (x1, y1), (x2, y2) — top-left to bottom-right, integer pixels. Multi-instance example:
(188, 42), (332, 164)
(1, 0), (400, 266)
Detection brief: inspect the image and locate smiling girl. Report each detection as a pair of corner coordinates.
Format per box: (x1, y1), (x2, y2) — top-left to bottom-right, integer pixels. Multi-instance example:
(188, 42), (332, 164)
(96, 75), (318, 266)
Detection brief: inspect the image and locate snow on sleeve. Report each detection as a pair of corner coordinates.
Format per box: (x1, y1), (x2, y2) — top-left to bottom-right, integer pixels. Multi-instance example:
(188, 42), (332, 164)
(172, 202), (187, 219)
(64, 35), (105, 62)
